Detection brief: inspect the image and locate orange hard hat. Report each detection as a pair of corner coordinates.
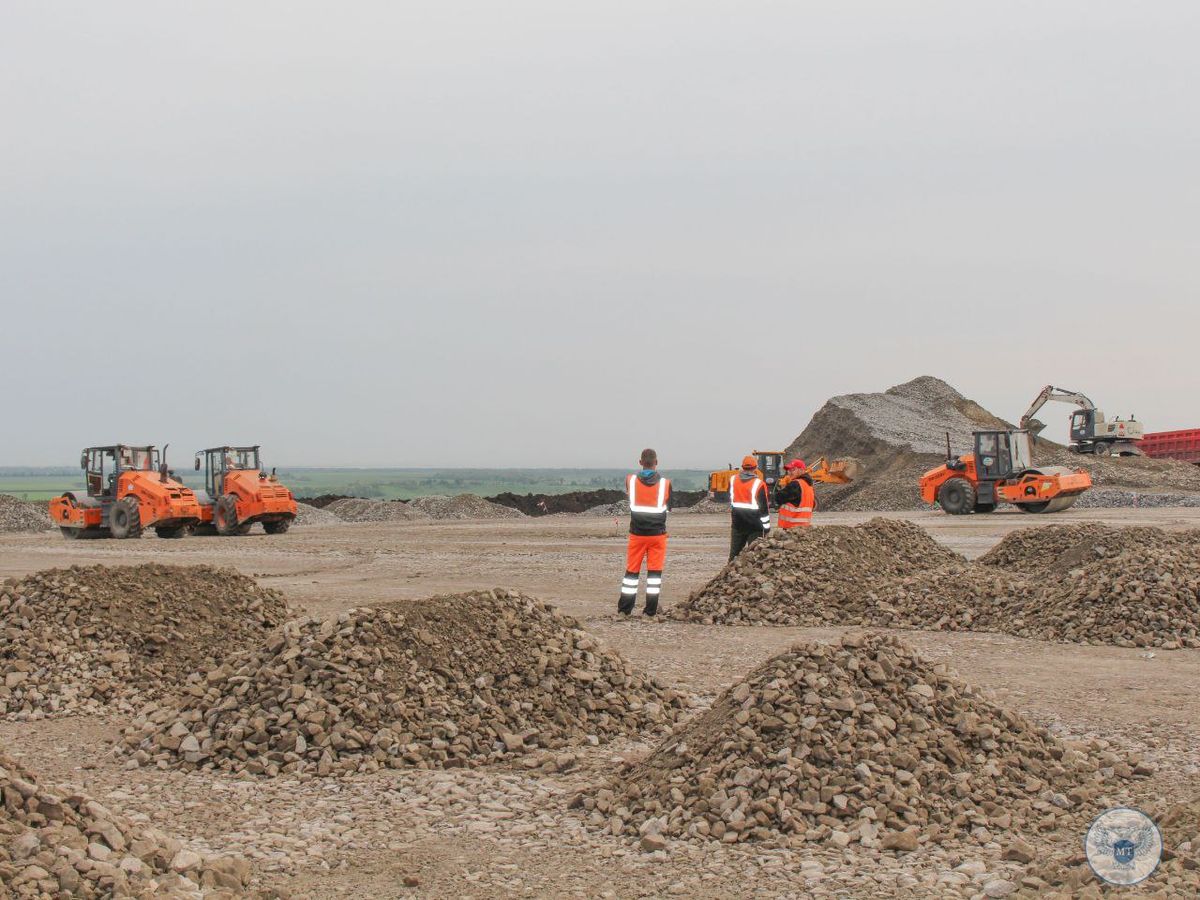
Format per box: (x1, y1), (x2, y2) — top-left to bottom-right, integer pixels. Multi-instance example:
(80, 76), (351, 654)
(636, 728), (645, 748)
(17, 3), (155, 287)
(741, 455), (758, 469)
(785, 459), (807, 472)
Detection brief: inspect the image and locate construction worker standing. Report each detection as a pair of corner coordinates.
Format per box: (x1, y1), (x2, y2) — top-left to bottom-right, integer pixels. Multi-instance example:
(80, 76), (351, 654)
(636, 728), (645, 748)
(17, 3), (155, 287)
(619, 448), (671, 616)
(776, 459), (816, 529)
(728, 455), (770, 560)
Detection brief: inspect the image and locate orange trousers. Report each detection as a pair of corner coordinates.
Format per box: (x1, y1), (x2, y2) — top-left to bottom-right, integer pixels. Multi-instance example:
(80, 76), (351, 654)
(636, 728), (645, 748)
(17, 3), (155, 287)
(620, 533), (668, 615)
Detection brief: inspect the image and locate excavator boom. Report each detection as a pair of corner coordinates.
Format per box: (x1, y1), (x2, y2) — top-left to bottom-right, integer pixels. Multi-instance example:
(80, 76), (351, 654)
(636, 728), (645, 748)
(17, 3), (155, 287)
(1019, 385), (1096, 436)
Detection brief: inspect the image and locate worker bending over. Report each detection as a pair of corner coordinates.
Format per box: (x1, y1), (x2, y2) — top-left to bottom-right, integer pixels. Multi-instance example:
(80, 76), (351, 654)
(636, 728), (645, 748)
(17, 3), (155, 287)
(728, 455), (770, 560)
(619, 448), (671, 616)
(776, 458), (816, 529)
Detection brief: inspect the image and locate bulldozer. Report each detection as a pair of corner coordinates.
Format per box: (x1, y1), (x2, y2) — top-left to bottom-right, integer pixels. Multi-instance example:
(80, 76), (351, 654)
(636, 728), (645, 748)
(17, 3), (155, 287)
(49, 445), (203, 539)
(1019, 385), (1143, 456)
(193, 446), (297, 535)
(921, 429), (1092, 515)
(709, 451), (858, 500)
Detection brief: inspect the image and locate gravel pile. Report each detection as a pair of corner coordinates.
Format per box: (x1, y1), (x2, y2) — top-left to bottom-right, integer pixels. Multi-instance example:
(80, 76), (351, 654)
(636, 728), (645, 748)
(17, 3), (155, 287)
(121, 589), (688, 776)
(577, 500), (630, 517)
(0, 750), (254, 897)
(0, 565), (289, 719)
(1074, 488), (1200, 508)
(672, 520), (1200, 649)
(0, 494), (50, 533)
(407, 493), (525, 520)
(668, 518), (962, 625)
(589, 633), (1144, 849)
(292, 502), (345, 527)
(324, 497), (423, 522)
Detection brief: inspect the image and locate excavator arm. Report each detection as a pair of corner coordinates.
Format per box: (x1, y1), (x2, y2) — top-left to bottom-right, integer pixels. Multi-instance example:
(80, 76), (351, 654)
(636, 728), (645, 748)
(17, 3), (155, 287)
(1019, 385), (1096, 436)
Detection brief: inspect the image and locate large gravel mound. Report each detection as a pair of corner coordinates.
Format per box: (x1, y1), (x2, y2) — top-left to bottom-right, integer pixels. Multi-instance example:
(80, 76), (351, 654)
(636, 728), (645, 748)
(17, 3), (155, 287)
(785, 376), (1200, 510)
(292, 502), (345, 527)
(0, 494), (50, 533)
(407, 493), (525, 520)
(0, 751), (253, 896)
(122, 589), (688, 777)
(673, 520), (1200, 649)
(0, 564), (289, 719)
(668, 518), (962, 625)
(324, 497), (424, 522)
(591, 633), (1144, 849)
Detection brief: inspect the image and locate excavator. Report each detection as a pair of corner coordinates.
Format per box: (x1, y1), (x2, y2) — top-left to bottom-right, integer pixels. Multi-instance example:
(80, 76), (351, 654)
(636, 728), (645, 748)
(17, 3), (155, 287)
(708, 451), (858, 501)
(49, 445), (203, 539)
(193, 445), (298, 535)
(1019, 385), (1144, 456)
(921, 429), (1092, 515)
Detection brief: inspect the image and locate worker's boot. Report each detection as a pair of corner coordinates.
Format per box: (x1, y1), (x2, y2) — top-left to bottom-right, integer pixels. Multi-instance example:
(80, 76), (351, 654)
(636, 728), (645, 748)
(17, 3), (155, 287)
(618, 571), (638, 615)
(643, 571), (662, 616)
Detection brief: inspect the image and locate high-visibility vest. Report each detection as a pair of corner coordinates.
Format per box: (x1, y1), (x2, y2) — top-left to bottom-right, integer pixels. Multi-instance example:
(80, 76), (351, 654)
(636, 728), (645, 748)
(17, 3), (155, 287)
(628, 474), (669, 514)
(778, 480), (814, 529)
(730, 475), (765, 510)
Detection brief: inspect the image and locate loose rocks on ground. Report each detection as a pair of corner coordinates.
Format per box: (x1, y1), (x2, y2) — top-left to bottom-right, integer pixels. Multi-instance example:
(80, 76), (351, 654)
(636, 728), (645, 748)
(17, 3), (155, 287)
(0, 750), (255, 897)
(0, 495), (50, 534)
(588, 633), (1143, 849)
(0, 564), (288, 719)
(122, 589), (688, 776)
(324, 497), (424, 523)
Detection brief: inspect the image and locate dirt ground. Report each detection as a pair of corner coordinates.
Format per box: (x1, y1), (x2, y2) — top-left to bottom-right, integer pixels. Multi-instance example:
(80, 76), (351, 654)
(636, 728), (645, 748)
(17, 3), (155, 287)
(3, 507), (1200, 897)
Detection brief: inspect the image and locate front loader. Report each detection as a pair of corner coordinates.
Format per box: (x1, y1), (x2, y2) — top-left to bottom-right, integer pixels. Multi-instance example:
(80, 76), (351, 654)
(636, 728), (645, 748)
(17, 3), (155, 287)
(49, 445), (202, 539)
(193, 446), (297, 536)
(920, 429), (1092, 515)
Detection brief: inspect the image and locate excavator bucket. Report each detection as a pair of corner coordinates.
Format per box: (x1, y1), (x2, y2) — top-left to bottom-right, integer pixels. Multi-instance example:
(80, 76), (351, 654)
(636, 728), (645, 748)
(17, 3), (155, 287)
(1024, 418), (1047, 437)
(809, 456), (860, 485)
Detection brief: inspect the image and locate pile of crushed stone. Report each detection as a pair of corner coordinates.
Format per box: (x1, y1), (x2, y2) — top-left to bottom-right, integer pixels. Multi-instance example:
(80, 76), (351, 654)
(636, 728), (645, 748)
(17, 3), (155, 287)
(587, 633), (1145, 850)
(668, 518), (962, 625)
(0, 494), (50, 533)
(0, 564), (288, 719)
(784, 375), (1200, 510)
(324, 497), (422, 522)
(121, 589), (688, 776)
(407, 493), (524, 520)
(0, 751), (254, 897)
(292, 502), (345, 527)
(675, 519), (1200, 649)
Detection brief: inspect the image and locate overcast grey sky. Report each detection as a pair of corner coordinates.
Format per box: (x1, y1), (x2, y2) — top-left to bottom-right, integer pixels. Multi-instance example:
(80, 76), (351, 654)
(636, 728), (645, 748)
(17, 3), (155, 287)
(3, 2), (1197, 468)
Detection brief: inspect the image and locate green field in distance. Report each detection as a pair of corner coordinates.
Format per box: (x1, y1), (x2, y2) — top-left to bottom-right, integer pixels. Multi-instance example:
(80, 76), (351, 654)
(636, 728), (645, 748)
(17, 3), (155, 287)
(0, 467), (711, 502)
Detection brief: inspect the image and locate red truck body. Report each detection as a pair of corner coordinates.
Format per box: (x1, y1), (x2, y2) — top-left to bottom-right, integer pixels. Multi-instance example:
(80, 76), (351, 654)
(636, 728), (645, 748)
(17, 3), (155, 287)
(1138, 429), (1200, 465)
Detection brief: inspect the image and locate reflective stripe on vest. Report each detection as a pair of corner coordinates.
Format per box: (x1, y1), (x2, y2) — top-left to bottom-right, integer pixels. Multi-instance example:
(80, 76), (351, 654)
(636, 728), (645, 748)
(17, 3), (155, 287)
(629, 475), (669, 514)
(730, 476), (764, 509)
(778, 503), (813, 529)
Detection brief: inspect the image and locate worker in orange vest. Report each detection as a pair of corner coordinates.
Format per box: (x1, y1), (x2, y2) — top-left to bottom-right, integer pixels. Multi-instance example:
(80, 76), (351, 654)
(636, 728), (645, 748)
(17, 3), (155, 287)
(619, 448), (671, 616)
(776, 459), (816, 529)
(728, 455), (771, 560)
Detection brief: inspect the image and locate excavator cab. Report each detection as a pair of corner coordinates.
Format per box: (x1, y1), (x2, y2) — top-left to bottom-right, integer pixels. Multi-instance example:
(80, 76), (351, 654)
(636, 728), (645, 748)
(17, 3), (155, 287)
(1069, 410), (1095, 445)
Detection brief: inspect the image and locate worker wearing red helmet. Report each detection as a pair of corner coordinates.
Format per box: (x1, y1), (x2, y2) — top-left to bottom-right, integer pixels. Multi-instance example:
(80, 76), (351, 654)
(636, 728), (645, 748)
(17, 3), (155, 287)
(776, 459), (816, 529)
(618, 448), (672, 616)
(728, 455), (771, 560)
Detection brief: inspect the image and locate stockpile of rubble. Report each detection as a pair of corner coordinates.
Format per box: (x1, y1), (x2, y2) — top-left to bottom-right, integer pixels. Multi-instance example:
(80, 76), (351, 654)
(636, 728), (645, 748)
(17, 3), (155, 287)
(668, 518), (962, 625)
(121, 589), (687, 776)
(0, 751), (254, 896)
(784, 375), (1200, 510)
(673, 520), (1200, 648)
(590, 633), (1143, 849)
(324, 497), (422, 522)
(407, 493), (524, 520)
(0, 564), (289, 719)
(0, 494), (50, 533)
(292, 502), (344, 527)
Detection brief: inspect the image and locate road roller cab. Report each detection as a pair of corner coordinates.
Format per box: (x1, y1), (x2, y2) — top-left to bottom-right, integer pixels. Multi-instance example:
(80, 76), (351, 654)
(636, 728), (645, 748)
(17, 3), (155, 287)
(193, 445), (297, 535)
(49, 445), (203, 539)
(920, 429), (1092, 515)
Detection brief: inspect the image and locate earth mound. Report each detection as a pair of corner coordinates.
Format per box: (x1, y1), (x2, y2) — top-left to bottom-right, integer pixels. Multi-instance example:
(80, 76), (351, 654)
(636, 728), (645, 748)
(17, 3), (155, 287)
(407, 493), (525, 520)
(121, 589), (688, 776)
(591, 633), (1142, 849)
(668, 518), (962, 625)
(0, 751), (253, 896)
(0, 494), (50, 533)
(784, 376), (1200, 510)
(0, 564), (288, 719)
